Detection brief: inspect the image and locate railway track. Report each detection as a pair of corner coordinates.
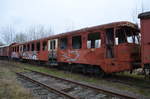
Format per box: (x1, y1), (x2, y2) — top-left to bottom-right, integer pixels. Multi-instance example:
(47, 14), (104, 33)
(16, 69), (138, 99)
(16, 72), (76, 99)
(0, 60), (148, 99)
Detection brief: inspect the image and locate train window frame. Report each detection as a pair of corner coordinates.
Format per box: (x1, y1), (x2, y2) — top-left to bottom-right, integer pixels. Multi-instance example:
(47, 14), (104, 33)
(60, 37), (68, 50)
(42, 41), (47, 51)
(17, 46), (19, 52)
(72, 35), (82, 49)
(23, 45), (26, 51)
(115, 28), (127, 45)
(50, 40), (56, 50)
(19, 45), (23, 52)
(27, 44), (30, 51)
(31, 43), (35, 51)
(115, 28), (139, 45)
(36, 42), (40, 51)
(87, 32), (101, 48)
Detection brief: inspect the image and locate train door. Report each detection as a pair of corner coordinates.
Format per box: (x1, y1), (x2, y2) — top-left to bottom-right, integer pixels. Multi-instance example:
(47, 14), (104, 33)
(105, 28), (114, 58)
(48, 39), (58, 65)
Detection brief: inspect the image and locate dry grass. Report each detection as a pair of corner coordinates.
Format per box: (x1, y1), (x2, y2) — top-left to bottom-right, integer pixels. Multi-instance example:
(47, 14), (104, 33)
(0, 62), (36, 99)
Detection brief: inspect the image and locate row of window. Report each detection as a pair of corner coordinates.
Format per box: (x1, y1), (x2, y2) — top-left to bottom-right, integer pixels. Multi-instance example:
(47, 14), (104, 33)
(12, 41), (47, 52)
(11, 29), (139, 52)
(12, 32), (102, 52)
(60, 32), (101, 50)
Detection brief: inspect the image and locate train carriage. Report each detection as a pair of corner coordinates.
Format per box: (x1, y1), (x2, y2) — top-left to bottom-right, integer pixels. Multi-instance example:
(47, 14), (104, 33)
(0, 45), (10, 58)
(138, 11), (150, 74)
(9, 21), (141, 74)
(56, 21), (140, 73)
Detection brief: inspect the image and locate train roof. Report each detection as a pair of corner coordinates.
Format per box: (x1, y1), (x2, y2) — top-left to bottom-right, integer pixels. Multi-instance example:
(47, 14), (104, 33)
(44, 21), (138, 38)
(138, 11), (150, 19)
(0, 45), (9, 48)
(12, 21), (138, 46)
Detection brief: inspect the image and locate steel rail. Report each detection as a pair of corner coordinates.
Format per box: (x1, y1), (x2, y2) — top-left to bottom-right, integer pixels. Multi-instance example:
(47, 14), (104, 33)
(26, 69), (137, 99)
(16, 72), (78, 99)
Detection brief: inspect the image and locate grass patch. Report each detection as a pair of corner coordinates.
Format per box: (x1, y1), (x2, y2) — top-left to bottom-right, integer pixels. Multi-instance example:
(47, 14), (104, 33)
(0, 61), (36, 99)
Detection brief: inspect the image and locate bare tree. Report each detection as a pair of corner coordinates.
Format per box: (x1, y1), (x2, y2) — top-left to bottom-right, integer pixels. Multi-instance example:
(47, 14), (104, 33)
(13, 33), (27, 43)
(46, 26), (54, 37)
(26, 25), (54, 41)
(0, 41), (4, 46)
(27, 25), (37, 41)
(0, 25), (16, 45)
(0, 25), (54, 44)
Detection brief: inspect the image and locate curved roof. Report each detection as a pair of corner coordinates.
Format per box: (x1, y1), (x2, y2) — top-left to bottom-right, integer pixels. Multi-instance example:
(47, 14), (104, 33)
(0, 45), (9, 48)
(138, 11), (150, 19)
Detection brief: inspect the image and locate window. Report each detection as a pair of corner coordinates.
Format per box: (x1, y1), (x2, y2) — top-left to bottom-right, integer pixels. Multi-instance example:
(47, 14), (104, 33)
(50, 40), (56, 50)
(72, 36), (82, 49)
(115, 29), (127, 45)
(115, 28), (139, 45)
(106, 28), (114, 58)
(19, 46), (23, 52)
(36, 42), (40, 51)
(42, 41), (47, 51)
(23, 45), (26, 51)
(127, 35), (139, 44)
(31, 43), (35, 51)
(27, 44), (30, 51)
(17, 46), (19, 52)
(87, 32), (101, 48)
(106, 28), (114, 45)
(60, 38), (67, 50)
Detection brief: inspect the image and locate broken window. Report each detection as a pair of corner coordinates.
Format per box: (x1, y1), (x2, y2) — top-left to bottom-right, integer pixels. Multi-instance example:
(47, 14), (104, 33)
(106, 28), (114, 58)
(23, 45), (26, 51)
(115, 27), (139, 45)
(127, 33), (139, 44)
(72, 36), (82, 49)
(60, 38), (67, 50)
(36, 42), (40, 51)
(31, 43), (35, 51)
(17, 46), (19, 52)
(87, 32), (101, 48)
(27, 44), (30, 51)
(106, 28), (114, 45)
(42, 41), (47, 51)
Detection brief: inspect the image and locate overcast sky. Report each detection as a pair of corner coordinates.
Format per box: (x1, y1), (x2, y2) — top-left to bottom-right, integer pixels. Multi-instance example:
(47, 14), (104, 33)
(0, 0), (150, 34)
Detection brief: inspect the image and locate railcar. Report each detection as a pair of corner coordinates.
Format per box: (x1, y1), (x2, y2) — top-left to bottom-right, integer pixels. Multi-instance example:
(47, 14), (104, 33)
(9, 21), (140, 75)
(0, 45), (10, 59)
(138, 11), (150, 75)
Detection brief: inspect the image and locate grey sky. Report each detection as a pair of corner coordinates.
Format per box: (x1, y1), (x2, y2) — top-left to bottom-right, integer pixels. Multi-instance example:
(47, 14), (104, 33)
(0, 0), (150, 34)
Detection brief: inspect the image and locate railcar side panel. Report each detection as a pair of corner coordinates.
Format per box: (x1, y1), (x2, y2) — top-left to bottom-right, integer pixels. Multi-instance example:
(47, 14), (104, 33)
(139, 12), (150, 69)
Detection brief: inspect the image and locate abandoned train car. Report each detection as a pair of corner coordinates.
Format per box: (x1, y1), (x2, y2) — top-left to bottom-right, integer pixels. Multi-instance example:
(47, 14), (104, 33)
(0, 21), (141, 74)
(139, 11), (150, 74)
(0, 45), (10, 59)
